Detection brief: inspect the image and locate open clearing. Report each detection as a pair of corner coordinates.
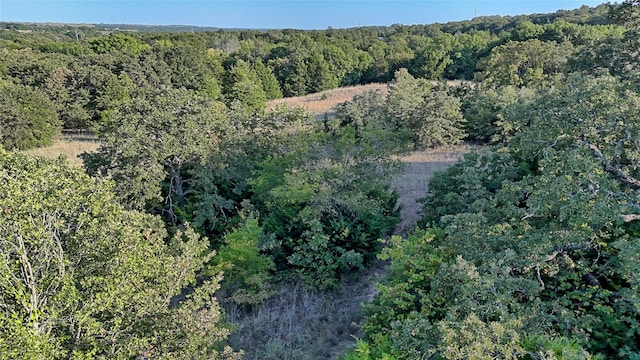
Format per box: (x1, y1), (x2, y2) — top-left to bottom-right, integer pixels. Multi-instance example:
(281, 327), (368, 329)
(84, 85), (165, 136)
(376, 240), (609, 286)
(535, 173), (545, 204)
(22, 131), (100, 167)
(392, 147), (471, 234)
(267, 83), (388, 117)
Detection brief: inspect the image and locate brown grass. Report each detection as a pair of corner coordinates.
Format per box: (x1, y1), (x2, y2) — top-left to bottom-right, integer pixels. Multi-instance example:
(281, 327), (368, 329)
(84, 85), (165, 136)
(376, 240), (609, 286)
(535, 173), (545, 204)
(226, 261), (389, 360)
(22, 131), (100, 167)
(267, 83), (388, 117)
(392, 145), (478, 235)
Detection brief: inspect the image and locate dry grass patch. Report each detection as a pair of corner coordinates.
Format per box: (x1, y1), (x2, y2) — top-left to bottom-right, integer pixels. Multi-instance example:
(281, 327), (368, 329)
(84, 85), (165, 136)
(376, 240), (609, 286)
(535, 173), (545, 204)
(226, 261), (388, 360)
(392, 145), (479, 234)
(22, 131), (100, 167)
(267, 83), (388, 117)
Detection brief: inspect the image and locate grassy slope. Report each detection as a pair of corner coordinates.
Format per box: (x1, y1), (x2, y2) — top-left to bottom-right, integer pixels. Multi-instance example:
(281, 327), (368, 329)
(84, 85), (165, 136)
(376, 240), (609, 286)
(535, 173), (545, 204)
(267, 83), (389, 118)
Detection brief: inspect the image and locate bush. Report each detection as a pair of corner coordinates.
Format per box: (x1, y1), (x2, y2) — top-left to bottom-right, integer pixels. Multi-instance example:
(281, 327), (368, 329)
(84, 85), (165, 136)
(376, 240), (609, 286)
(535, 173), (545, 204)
(0, 81), (60, 150)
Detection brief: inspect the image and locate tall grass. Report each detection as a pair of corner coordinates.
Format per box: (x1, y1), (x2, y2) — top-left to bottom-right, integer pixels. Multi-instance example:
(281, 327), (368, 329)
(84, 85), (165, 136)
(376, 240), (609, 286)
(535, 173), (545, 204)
(392, 145), (477, 234)
(267, 83), (388, 117)
(228, 145), (475, 359)
(22, 131), (100, 167)
(226, 262), (387, 360)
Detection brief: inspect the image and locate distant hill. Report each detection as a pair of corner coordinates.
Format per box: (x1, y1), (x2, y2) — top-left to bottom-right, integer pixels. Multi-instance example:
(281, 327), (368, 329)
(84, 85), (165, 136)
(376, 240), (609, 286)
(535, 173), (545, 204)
(0, 21), (259, 33)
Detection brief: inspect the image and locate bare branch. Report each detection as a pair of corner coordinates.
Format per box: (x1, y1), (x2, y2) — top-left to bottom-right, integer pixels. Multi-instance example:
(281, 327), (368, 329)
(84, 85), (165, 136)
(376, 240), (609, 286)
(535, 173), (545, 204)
(621, 214), (640, 222)
(536, 266), (545, 290)
(585, 142), (640, 188)
(544, 241), (592, 262)
(521, 204), (541, 220)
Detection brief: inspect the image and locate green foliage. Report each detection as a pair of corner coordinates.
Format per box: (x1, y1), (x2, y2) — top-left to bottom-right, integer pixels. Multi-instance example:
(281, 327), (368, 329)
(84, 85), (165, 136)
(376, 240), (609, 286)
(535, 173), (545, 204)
(88, 33), (150, 56)
(359, 73), (640, 359)
(0, 80), (60, 150)
(334, 90), (404, 153)
(446, 30), (494, 80)
(249, 110), (401, 289)
(211, 213), (275, 306)
(0, 150), (240, 359)
(418, 150), (525, 226)
(414, 83), (467, 148)
(361, 229), (447, 339)
(385, 69), (466, 149)
(254, 61), (283, 100)
(224, 59), (267, 115)
(476, 39), (573, 88)
(83, 88), (232, 226)
(5, 9), (640, 357)
(161, 44), (215, 91)
(407, 31), (456, 79)
(461, 85), (537, 142)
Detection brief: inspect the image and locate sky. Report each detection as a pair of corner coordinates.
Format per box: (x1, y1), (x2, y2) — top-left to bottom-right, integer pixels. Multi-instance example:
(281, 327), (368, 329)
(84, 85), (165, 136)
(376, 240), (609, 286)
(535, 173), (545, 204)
(0, 1), (609, 30)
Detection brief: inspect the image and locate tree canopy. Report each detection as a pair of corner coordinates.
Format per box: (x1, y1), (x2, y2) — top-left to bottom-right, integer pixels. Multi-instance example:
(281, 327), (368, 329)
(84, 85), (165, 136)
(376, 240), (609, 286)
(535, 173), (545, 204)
(0, 149), (240, 359)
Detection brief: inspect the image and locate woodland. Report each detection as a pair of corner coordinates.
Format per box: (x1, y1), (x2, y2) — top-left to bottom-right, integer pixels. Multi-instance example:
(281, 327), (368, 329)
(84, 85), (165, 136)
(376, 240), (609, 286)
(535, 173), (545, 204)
(1, 1), (640, 359)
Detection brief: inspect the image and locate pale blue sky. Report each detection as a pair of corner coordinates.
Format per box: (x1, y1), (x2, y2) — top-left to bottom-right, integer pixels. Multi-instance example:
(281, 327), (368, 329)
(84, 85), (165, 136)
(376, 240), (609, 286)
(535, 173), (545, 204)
(0, 1), (609, 29)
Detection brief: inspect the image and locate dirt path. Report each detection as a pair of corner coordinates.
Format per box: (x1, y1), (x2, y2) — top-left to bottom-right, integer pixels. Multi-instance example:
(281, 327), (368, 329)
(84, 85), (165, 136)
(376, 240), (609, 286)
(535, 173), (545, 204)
(234, 86), (472, 359)
(228, 148), (468, 360)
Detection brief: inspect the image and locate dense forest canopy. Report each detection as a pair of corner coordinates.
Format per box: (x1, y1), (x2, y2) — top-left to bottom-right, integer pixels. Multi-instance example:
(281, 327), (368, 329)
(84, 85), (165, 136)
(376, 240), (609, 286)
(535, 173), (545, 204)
(2, 2), (640, 359)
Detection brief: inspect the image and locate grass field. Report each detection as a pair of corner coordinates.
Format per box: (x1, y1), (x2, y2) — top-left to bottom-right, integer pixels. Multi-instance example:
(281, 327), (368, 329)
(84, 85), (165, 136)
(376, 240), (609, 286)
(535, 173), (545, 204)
(22, 131), (100, 167)
(392, 146), (473, 234)
(267, 83), (388, 118)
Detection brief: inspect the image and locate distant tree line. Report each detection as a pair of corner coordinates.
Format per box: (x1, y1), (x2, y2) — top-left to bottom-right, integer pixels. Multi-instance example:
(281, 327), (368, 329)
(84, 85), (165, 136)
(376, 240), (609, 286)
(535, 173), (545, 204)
(0, 3), (626, 150)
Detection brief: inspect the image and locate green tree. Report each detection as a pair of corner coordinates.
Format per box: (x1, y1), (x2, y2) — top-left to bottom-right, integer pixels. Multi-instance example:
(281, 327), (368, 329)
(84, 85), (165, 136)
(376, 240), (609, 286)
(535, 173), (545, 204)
(446, 30), (494, 80)
(384, 69), (466, 149)
(476, 39), (573, 88)
(384, 68), (430, 133)
(334, 90), (393, 147)
(0, 80), (60, 150)
(0, 150), (240, 359)
(162, 44), (223, 96)
(510, 21), (545, 41)
(413, 84), (467, 148)
(253, 60), (283, 100)
(249, 106), (401, 289)
(88, 33), (150, 56)
(83, 88), (231, 226)
(407, 32), (456, 79)
(357, 74), (640, 359)
(461, 85), (537, 143)
(224, 59), (267, 115)
(210, 213), (275, 306)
